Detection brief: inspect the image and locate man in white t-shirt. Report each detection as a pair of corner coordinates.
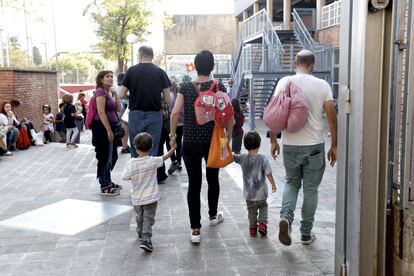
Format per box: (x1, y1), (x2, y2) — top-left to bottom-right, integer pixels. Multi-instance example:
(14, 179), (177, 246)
(270, 50), (337, 246)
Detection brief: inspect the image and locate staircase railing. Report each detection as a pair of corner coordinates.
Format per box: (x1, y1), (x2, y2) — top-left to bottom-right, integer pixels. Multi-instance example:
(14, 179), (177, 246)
(232, 9), (284, 98)
(292, 9), (332, 71)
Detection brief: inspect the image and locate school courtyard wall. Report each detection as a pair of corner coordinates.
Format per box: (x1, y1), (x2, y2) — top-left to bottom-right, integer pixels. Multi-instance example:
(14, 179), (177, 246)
(0, 69), (58, 131)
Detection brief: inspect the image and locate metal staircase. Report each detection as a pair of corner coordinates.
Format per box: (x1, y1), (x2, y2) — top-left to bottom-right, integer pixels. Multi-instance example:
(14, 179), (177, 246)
(231, 9), (332, 126)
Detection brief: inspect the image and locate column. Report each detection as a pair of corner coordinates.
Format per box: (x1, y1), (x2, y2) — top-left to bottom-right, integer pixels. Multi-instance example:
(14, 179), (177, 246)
(266, 0), (273, 22)
(316, 0), (326, 30)
(243, 10), (249, 21)
(283, 0), (291, 30)
(254, 1), (260, 14)
(235, 17), (240, 42)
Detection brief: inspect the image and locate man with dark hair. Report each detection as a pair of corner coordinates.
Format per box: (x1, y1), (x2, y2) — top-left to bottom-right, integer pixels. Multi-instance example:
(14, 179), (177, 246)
(270, 50), (337, 246)
(119, 45), (171, 183)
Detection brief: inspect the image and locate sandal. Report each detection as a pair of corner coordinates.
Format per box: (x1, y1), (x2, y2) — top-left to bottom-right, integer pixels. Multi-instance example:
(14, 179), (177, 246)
(100, 187), (120, 196)
(111, 182), (123, 190)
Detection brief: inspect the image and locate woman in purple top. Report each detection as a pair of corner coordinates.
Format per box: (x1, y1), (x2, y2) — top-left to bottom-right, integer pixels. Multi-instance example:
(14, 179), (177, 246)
(232, 98), (244, 154)
(91, 70), (122, 196)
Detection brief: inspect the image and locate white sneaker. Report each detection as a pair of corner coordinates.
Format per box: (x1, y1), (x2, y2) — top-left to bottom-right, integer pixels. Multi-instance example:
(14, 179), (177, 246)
(191, 230), (200, 244)
(209, 212), (224, 226)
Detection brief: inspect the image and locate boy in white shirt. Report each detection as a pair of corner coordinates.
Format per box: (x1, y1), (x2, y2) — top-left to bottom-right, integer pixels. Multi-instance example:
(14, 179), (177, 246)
(122, 132), (176, 252)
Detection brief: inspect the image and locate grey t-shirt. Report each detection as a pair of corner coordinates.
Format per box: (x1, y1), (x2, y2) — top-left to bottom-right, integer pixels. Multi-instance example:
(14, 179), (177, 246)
(234, 154), (272, 201)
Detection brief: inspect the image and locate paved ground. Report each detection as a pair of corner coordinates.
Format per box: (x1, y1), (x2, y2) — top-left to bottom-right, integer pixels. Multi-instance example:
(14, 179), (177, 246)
(0, 120), (336, 276)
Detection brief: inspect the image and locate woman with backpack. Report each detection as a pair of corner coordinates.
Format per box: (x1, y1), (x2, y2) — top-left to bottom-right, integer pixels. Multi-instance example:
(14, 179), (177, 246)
(169, 50), (235, 244)
(90, 70), (122, 196)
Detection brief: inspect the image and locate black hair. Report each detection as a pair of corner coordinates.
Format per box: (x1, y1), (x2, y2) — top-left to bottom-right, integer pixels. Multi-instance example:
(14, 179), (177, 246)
(117, 73), (125, 85)
(134, 132), (153, 152)
(243, 130), (261, 150)
(42, 104), (51, 113)
(138, 46), (154, 58)
(194, 50), (215, 76)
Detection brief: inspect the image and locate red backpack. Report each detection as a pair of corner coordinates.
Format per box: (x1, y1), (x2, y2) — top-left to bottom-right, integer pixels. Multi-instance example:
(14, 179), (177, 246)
(193, 81), (218, 125)
(193, 81), (233, 128)
(85, 93), (97, 129)
(16, 127), (31, 150)
(263, 78), (309, 134)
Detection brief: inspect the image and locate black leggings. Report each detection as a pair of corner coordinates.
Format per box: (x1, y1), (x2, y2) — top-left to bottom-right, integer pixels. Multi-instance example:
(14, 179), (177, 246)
(44, 130), (52, 142)
(182, 142), (220, 229)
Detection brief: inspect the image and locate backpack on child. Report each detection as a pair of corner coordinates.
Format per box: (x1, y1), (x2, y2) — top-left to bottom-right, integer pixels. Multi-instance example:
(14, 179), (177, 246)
(263, 77), (309, 134)
(193, 81), (234, 128)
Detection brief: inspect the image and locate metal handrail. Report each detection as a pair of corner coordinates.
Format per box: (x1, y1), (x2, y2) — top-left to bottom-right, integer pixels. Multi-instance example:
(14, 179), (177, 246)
(231, 9), (285, 97)
(292, 9), (315, 51)
(292, 8), (332, 71)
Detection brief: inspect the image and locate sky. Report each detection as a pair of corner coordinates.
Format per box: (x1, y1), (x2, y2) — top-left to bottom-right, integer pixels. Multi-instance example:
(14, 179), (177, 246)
(3, 0), (235, 58)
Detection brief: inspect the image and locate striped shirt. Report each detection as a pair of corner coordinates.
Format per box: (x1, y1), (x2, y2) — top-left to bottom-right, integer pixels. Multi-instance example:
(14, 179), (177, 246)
(122, 156), (163, 206)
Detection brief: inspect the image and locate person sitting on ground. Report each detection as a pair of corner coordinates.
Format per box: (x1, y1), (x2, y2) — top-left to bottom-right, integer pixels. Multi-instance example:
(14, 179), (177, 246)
(63, 94), (79, 148)
(233, 130), (277, 237)
(0, 102), (14, 156)
(55, 103), (66, 143)
(42, 104), (54, 144)
(10, 99), (36, 144)
(122, 132), (176, 253)
(1, 102), (19, 152)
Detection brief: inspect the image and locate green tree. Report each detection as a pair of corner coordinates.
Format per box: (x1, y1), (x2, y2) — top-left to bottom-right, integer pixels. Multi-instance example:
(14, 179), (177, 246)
(8, 37), (30, 68)
(84, 0), (150, 72)
(50, 53), (106, 84)
(32, 46), (42, 66)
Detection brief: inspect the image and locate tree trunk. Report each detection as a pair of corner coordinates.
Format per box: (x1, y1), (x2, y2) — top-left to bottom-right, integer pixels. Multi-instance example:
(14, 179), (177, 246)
(117, 58), (124, 73)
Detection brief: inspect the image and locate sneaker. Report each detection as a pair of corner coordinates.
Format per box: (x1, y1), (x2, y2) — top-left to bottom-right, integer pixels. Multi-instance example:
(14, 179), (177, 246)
(301, 233), (316, 245)
(4, 151), (13, 156)
(278, 218), (292, 246)
(140, 239), (153, 252)
(121, 147), (130, 154)
(100, 187), (120, 196)
(111, 182), (123, 190)
(258, 223), (267, 236)
(190, 230), (201, 244)
(249, 226), (257, 237)
(177, 163), (182, 170)
(168, 161), (181, 174)
(209, 212), (224, 226)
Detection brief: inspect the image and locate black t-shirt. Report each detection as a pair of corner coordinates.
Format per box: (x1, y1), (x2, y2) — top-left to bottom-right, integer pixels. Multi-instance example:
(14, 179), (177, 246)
(63, 103), (76, 128)
(179, 81), (226, 144)
(122, 63), (171, 111)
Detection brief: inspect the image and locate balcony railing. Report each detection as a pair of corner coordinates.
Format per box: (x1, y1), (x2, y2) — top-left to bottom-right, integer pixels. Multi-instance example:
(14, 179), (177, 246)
(321, 0), (341, 29)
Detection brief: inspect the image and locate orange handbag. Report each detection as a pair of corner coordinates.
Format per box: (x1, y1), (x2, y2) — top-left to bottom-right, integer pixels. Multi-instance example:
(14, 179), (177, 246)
(207, 126), (233, 168)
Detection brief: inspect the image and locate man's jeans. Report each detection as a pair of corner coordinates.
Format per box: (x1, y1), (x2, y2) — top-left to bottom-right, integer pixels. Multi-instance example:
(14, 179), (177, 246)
(280, 143), (325, 236)
(128, 110), (162, 158)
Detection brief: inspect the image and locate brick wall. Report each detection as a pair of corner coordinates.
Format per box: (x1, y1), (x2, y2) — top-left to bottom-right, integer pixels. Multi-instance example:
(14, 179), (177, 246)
(316, 25), (340, 48)
(0, 69), (58, 131)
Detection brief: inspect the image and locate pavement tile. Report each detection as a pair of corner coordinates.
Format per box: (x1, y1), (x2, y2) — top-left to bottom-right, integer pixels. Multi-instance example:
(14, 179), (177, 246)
(0, 121), (336, 275)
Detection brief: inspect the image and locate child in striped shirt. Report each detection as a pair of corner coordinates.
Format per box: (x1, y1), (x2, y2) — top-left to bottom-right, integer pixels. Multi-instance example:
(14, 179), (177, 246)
(122, 132), (176, 252)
